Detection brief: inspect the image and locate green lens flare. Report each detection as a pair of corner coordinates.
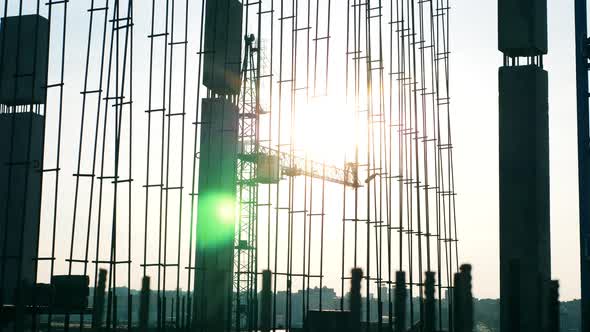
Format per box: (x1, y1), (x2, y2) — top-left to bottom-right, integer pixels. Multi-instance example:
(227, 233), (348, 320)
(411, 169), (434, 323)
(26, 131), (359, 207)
(196, 192), (236, 248)
(216, 198), (236, 223)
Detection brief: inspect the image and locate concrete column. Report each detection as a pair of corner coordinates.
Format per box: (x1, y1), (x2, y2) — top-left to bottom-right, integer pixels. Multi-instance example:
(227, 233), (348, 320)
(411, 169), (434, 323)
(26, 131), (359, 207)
(0, 112), (44, 305)
(499, 65), (550, 332)
(394, 271), (406, 332)
(193, 98), (239, 331)
(350, 268), (363, 332)
(548, 280), (560, 332)
(92, 269), (107, 329)
(260, 270), (272, 332)
(498, 1), (550, 331)
(138, 276), (150, 332)
(453, 264), (473, 332)
(424, 272), (435, 332)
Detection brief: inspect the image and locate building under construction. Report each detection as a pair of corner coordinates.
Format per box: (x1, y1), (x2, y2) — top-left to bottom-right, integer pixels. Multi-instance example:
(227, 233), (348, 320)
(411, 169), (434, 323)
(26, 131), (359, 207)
(0, 0), (581, 332)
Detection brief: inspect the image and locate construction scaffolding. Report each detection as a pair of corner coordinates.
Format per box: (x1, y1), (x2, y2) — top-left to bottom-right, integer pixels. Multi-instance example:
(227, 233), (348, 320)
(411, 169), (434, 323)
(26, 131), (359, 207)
(0, 0), (459, 331)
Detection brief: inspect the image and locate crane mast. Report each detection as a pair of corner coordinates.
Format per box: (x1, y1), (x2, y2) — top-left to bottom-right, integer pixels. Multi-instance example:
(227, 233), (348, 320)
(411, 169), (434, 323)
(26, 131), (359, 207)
(233, 34), (260, 331)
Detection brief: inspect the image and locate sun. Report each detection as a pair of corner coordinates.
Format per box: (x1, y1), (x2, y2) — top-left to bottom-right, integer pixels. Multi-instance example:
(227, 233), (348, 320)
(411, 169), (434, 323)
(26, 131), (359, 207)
(294, 96), (357, 165)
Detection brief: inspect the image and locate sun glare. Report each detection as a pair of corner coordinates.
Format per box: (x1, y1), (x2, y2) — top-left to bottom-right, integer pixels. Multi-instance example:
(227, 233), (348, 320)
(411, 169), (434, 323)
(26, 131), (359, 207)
(294, 96), (357, 164)
(217, 197), (236, 223)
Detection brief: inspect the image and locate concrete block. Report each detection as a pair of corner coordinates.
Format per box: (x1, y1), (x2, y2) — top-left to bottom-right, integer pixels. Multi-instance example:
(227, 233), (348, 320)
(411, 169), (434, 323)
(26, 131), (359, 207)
(203, 0), (243, 95)
(498, 0), (547, 56)
(0, 15), (49, 106)
(51, 275), (90, 310)
(304, 310), (353, 332)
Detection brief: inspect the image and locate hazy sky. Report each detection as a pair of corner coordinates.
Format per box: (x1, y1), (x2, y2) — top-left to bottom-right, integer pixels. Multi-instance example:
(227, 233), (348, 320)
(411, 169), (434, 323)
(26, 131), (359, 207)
(452, 1), (581, 300)
(4, 0), (584, 301)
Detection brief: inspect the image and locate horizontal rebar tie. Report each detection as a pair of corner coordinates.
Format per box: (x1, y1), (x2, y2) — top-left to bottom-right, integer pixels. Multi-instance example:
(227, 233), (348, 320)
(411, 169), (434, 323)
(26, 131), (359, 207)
(88, 7), (108, 12)
(73, 173), (94, 177)
(80, 89), (102, 94)
(40, 168), (61, 173)
(65, 258), (89, 263)
(93, 260), (131, 265)
(141, 263), (179, 268)
(46, 82), (64, 88)
(97, 175), (118, 180)
(33, 256), (56, 261)
(112, 178), (133, 184)
(163, 186), (183, 190)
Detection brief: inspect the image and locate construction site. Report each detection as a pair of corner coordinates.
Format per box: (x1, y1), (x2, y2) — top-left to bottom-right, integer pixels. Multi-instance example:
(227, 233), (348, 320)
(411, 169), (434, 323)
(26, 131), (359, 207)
(0, 0), (587, 332)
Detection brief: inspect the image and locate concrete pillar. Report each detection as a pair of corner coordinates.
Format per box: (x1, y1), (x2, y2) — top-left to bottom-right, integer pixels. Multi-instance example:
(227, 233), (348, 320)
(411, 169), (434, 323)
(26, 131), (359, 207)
(424, 272), (435, 332)
(138, 276), (150, 332)
(350, 268), (363, 332)
(499, 65), (550, 332)
(193, 98), (239, 331)
(548, 280), (560, 332)
(260, 270), (272, 332)
(498, 1), (550, 331)
(92, 269), (107, 330)
(453, 264), (473, 332)
(394, 271), (406, 332)
(0, 112), (44, 305)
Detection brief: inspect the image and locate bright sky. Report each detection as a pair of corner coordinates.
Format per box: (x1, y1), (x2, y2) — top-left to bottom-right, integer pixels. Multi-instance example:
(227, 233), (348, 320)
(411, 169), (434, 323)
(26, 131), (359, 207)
(5, 0), (583, 301)
(452, 0), (581, 300)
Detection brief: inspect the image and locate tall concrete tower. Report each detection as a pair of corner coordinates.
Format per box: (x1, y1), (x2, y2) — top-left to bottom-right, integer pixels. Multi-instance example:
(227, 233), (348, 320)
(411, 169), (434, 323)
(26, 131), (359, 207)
(0, 14), (49, 305)
(498, 1), (551, 332)
(193, 0), (243, 331)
